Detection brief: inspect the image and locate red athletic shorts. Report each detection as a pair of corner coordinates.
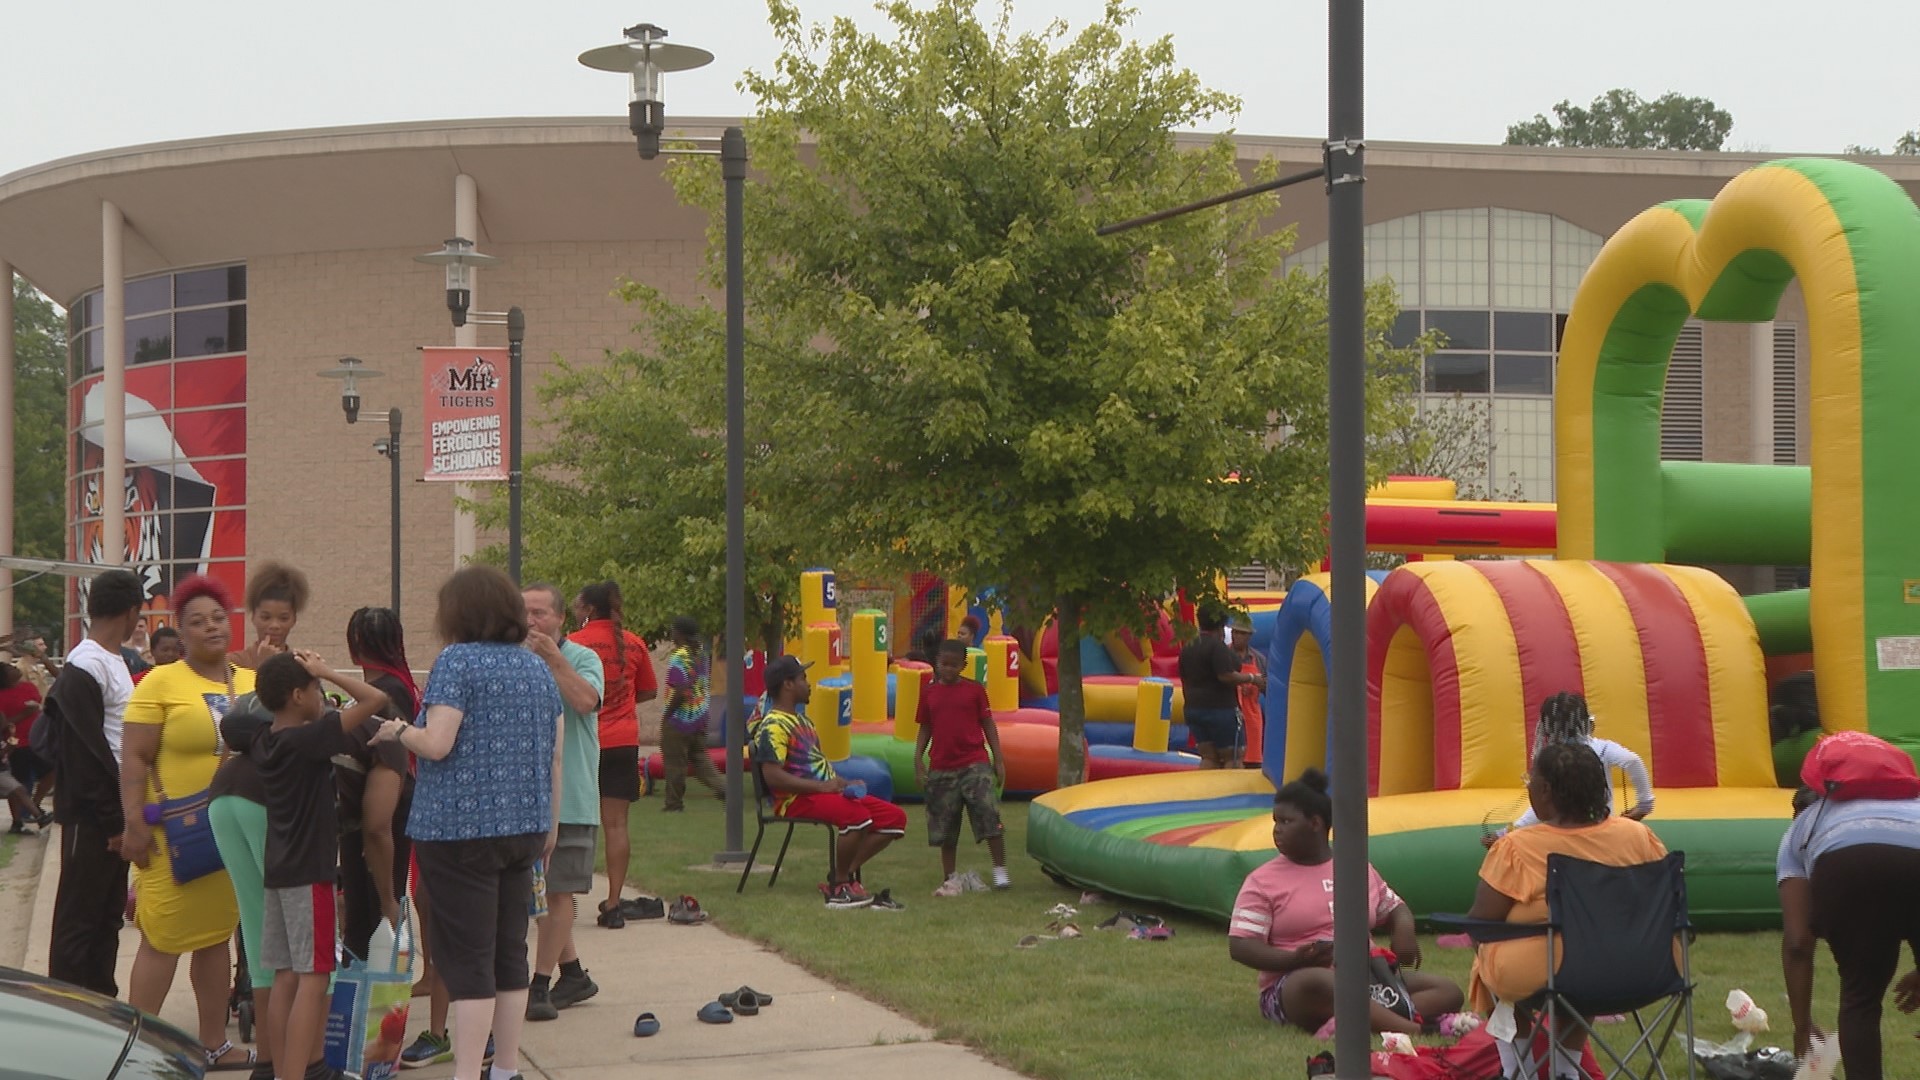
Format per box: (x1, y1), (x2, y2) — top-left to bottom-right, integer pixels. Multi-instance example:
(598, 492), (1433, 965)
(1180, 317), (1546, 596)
(781, 792), (908, 835)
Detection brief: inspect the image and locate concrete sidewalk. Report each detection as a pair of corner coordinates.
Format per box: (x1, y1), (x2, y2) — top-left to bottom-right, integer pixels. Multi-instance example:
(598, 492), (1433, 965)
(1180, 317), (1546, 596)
(23, 838), (1023, 1079)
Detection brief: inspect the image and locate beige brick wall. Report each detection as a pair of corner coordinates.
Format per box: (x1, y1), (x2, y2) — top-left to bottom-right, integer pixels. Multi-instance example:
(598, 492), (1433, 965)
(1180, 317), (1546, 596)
(246, 232), (710, 720)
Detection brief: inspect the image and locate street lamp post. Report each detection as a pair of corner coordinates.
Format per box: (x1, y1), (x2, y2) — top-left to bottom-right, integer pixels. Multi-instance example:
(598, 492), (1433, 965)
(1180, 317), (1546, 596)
(414, 239), (525, 582)
(580, 23), (751, 864)
(319, 358), (403, 615)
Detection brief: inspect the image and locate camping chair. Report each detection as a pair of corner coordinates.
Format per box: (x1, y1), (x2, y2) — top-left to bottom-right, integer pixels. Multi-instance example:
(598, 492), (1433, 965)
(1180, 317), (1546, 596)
(736, 763), (840, 893)
(1434, 851), (1695, 1080)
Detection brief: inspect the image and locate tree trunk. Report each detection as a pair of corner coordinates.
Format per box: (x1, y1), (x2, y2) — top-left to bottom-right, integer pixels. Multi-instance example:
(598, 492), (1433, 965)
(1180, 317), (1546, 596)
(1055, 593), (1088, 788)
(762, 594), (787, 658)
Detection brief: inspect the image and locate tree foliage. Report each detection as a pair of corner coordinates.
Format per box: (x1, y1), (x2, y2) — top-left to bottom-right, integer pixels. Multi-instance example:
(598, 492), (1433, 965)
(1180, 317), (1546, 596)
(1505, 89), (1733, 151)
(1374, 391), (1527, 503)
(11, 278), (67, 639)
(1846, 130), (1920, 156)
(512, 0), (1419, 784)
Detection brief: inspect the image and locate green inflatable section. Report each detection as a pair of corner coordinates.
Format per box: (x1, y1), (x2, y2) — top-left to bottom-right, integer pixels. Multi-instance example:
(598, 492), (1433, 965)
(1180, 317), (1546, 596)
(1029, 805), (1790, 930)
(1660, 461), (1810, 567)
(1745, 588), (1812, 656)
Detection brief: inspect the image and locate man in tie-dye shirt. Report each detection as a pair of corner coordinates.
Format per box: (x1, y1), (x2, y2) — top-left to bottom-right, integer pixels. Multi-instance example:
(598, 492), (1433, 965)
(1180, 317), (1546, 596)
(660, 616), (724, 810)
(748, 655), (906, 909)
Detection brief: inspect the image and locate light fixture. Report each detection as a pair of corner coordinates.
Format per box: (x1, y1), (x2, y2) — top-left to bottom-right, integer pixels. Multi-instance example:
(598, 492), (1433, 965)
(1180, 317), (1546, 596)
(316, 357), (384, 423)
(413, 237), (502, 327)
(578, 22), (715, 159)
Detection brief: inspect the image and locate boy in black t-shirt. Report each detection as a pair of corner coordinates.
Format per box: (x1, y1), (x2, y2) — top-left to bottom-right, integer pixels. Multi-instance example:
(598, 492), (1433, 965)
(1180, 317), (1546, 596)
(253, 651), (387, 1080)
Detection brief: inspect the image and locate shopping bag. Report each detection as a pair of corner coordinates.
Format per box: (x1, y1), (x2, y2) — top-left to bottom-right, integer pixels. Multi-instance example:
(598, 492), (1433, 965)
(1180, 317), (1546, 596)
(324, 901), (412, 1080)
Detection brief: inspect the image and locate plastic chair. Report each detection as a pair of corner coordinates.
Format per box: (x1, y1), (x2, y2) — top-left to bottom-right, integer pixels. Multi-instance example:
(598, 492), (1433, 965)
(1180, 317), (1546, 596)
(1434, 851), (1696, 1079)
(736, 763), (840, 893)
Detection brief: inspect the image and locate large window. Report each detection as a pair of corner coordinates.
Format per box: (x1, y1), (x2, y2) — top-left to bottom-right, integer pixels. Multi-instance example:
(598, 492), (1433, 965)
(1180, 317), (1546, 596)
(66, 265), (248, 639)
(1287, 209), (1608, 501)
(68, 265), (248, 376)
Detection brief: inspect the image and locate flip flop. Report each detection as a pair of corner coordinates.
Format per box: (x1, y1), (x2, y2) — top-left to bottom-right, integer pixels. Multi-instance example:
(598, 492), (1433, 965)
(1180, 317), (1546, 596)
(632, 1011), (660, 1037)
(696, 1000), (734, 1024)
(719, 986), (774, 1009)
(728, 996), (759, 1017)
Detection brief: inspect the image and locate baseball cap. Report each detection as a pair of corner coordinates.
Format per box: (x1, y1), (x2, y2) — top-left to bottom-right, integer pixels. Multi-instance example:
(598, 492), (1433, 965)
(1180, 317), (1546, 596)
(763, 654), (814, 692)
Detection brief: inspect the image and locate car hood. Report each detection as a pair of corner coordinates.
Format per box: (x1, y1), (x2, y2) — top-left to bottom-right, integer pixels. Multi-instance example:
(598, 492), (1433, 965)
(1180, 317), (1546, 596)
(0, 966), (203, 1078)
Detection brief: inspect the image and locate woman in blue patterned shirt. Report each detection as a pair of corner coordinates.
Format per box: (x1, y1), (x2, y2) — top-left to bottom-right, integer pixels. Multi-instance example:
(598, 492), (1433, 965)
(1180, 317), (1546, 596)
(373, 566), (561, 1080)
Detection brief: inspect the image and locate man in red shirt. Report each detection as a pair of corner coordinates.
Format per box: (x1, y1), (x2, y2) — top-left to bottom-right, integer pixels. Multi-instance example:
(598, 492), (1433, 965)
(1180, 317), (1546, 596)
(914, 640), (1009, 894)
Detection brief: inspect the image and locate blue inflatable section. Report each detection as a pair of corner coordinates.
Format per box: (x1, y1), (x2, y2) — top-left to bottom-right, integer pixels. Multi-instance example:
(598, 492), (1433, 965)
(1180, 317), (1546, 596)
(832, 754), (896, 801)
(1246, 607), (1281, 654)
(1079, 635), (1121, 677)
(1086, 721), (1191, 751)
(1261, 571), (1385, 788)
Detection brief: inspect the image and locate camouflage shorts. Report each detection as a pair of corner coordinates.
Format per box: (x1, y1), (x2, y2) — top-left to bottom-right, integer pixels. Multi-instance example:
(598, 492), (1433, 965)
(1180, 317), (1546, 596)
(924, 762), (1003, 847)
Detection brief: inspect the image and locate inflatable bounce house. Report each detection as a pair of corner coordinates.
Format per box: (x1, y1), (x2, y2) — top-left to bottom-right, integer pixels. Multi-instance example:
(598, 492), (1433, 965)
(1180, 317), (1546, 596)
(1029, 157), (1920, 928)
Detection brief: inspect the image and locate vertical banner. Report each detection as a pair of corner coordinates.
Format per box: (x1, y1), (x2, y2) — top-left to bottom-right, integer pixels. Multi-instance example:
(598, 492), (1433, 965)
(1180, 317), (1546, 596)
(421, 346), (510, 482)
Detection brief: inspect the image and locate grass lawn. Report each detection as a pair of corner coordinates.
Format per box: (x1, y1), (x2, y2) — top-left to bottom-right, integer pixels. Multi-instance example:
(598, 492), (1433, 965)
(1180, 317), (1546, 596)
(625, 796), (1918, 1078)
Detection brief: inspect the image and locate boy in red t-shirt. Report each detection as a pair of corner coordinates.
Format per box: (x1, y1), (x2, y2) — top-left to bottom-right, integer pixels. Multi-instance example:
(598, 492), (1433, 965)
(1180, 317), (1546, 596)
(914, 640), (1009, 894)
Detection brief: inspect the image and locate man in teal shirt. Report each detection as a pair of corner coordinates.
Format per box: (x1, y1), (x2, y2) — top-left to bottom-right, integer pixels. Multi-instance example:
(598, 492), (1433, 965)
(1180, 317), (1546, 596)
(522, 582), (606, 1021)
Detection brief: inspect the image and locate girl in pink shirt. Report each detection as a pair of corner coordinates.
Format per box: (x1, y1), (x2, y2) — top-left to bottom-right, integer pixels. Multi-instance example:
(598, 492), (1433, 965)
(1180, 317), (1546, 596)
(1228, 768), (1477, 1039)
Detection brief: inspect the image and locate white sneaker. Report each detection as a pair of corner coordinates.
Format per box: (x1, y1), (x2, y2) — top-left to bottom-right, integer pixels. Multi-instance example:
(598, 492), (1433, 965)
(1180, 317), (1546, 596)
(959, 870), (989, 892)
(932, 876), (964, 898)
(991, 867), (1011, 890)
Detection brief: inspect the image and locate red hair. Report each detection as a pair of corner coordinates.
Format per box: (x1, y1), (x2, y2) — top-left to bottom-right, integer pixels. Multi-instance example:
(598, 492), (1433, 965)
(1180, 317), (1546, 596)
(170, 573), (235, 615)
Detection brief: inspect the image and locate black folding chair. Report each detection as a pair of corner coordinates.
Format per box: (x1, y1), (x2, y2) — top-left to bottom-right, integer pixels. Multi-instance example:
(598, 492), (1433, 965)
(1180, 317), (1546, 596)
(736, 763), (840, 893)
(1435, 851), (1696, 1080)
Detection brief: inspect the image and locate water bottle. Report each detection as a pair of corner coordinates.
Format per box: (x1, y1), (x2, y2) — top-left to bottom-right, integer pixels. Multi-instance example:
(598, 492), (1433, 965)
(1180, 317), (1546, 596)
(1726, 988), (1770, 1033)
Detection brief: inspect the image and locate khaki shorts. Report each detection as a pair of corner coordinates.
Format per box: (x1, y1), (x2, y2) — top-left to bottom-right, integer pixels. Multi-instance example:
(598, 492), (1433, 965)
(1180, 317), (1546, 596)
(546, 823), (598, 895)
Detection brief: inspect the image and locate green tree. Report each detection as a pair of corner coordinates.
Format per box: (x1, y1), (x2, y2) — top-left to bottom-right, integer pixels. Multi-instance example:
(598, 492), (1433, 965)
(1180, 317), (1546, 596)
(1847, 130), (1920, 156)
(1505, 89), (1733, 151)
(627, 0), (1417, 785)
(11, 277), (67, 640)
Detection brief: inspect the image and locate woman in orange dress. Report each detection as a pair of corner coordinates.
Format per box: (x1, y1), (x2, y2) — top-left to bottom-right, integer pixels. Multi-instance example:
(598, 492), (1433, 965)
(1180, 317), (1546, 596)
(1466, 742), (1669, 1078)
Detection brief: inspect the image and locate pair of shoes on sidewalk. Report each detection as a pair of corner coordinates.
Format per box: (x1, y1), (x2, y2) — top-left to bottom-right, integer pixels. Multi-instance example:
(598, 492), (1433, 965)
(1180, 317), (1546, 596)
(525, 969), (600, 1021)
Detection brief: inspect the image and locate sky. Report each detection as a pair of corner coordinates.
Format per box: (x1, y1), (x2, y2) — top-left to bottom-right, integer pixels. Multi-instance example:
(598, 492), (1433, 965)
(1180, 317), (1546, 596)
(1, 0), (1913, 179)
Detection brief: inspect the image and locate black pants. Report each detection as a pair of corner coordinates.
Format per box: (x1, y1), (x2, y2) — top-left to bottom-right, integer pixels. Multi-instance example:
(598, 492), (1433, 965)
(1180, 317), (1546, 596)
(48, 819), (128, 997)
(413, 833), (543, 1001)
(1811, 843), (1920, 1080)
(339, 828), (413, 964)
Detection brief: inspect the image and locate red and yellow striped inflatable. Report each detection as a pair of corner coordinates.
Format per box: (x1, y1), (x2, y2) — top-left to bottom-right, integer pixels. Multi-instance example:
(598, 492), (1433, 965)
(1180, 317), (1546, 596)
(1366, 559), (1773, 797)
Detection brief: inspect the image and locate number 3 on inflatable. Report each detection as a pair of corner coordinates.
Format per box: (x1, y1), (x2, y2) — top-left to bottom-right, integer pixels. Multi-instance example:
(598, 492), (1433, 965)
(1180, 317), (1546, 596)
(1556, 158), (1920, 756)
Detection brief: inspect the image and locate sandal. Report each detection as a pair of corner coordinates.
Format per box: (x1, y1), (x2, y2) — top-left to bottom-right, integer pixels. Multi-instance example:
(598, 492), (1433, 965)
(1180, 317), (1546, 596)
(633, 1011), (660, 1037)
(205, 1040), (257, 1071)
(719, 986), (774, 1010)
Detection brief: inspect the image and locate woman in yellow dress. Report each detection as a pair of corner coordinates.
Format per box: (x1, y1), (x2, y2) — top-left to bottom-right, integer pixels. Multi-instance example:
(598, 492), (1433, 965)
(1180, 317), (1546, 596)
(119, 574), (257, 1071)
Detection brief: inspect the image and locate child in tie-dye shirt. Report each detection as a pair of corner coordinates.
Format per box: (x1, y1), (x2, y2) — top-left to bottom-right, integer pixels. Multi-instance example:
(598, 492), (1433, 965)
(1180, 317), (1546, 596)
(660, 616), (725, 811)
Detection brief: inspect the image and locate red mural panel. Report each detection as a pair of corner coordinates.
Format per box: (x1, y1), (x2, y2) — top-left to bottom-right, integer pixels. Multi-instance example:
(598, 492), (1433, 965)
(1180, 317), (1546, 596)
(68, 356), (248, 642)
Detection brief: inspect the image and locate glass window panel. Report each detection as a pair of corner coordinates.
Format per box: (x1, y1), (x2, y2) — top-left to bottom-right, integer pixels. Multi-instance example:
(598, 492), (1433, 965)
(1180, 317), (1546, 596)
(1422, 209), (1489, 308)
(1492, 209), (1553, 309)
(1495, 312), (1552, 352)
(1388, 311), (1421, 348)
(126, 314), (172, 364)
(174, 265), (246, 308)
(77, 329), (103, 374)
(72, 292), (99, 334)
(174, 305), (246, 357)
(1495, 354), (1553, 396)
(1552, 218), (1605, 311)
(1426, 310), (1489, 350)
(1425, 353), (1489, 394)
(1365, 215), (1421, 308)
(124, 275), (171, 316)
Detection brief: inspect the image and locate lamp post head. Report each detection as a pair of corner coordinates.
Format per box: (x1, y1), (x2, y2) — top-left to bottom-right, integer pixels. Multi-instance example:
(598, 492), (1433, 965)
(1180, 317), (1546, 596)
(317, 357), (384, 424)
(413, 237), (501, 327)
(578, 23), (714, 160)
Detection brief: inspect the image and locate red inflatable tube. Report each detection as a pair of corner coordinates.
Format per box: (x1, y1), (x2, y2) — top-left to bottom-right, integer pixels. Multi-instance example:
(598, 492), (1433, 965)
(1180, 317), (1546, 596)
(1363, 498), (1557, 556)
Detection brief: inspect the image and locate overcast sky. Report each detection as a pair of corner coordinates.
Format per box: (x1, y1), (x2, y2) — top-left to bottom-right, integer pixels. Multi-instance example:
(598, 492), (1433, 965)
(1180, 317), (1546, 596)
(2, 0), (1912, 179)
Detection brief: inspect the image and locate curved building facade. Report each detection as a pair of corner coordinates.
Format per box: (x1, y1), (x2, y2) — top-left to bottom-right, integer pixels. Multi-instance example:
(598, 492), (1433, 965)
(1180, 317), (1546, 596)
(3, 118), (1917, 660)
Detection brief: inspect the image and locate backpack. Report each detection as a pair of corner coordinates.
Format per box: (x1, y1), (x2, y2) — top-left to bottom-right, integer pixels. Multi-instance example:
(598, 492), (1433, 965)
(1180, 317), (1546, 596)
(1799, 730), (1920, 801)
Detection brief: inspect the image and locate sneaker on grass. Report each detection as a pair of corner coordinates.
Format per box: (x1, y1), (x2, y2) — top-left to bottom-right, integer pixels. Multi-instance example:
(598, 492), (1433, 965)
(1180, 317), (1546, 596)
(398, 1030), (451, 1068)
(824, 883), (873, 909)
(869, 888), (906, 911)
(932, 876), (965, 898)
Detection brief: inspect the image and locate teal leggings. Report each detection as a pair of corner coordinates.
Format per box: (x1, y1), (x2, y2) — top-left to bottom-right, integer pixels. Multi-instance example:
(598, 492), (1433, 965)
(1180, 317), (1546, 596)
(209, 795), (267, 976)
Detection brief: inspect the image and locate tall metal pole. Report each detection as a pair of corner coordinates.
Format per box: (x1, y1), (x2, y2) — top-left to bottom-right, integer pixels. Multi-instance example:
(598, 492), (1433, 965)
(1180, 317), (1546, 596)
(389, 408), (403, 615)
(718, 126), (749, 861)
(506, 307), (526, 584)
(1326, 1), (1370, 1076)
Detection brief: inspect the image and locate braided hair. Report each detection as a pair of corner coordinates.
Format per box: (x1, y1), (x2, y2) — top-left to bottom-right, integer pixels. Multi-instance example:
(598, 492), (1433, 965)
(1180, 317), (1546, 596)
(1535, 691), (1595, 756)
(347, 606), (418, 716)
(1531, 742), (1612, 825)
(578, 580), (630, 697)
